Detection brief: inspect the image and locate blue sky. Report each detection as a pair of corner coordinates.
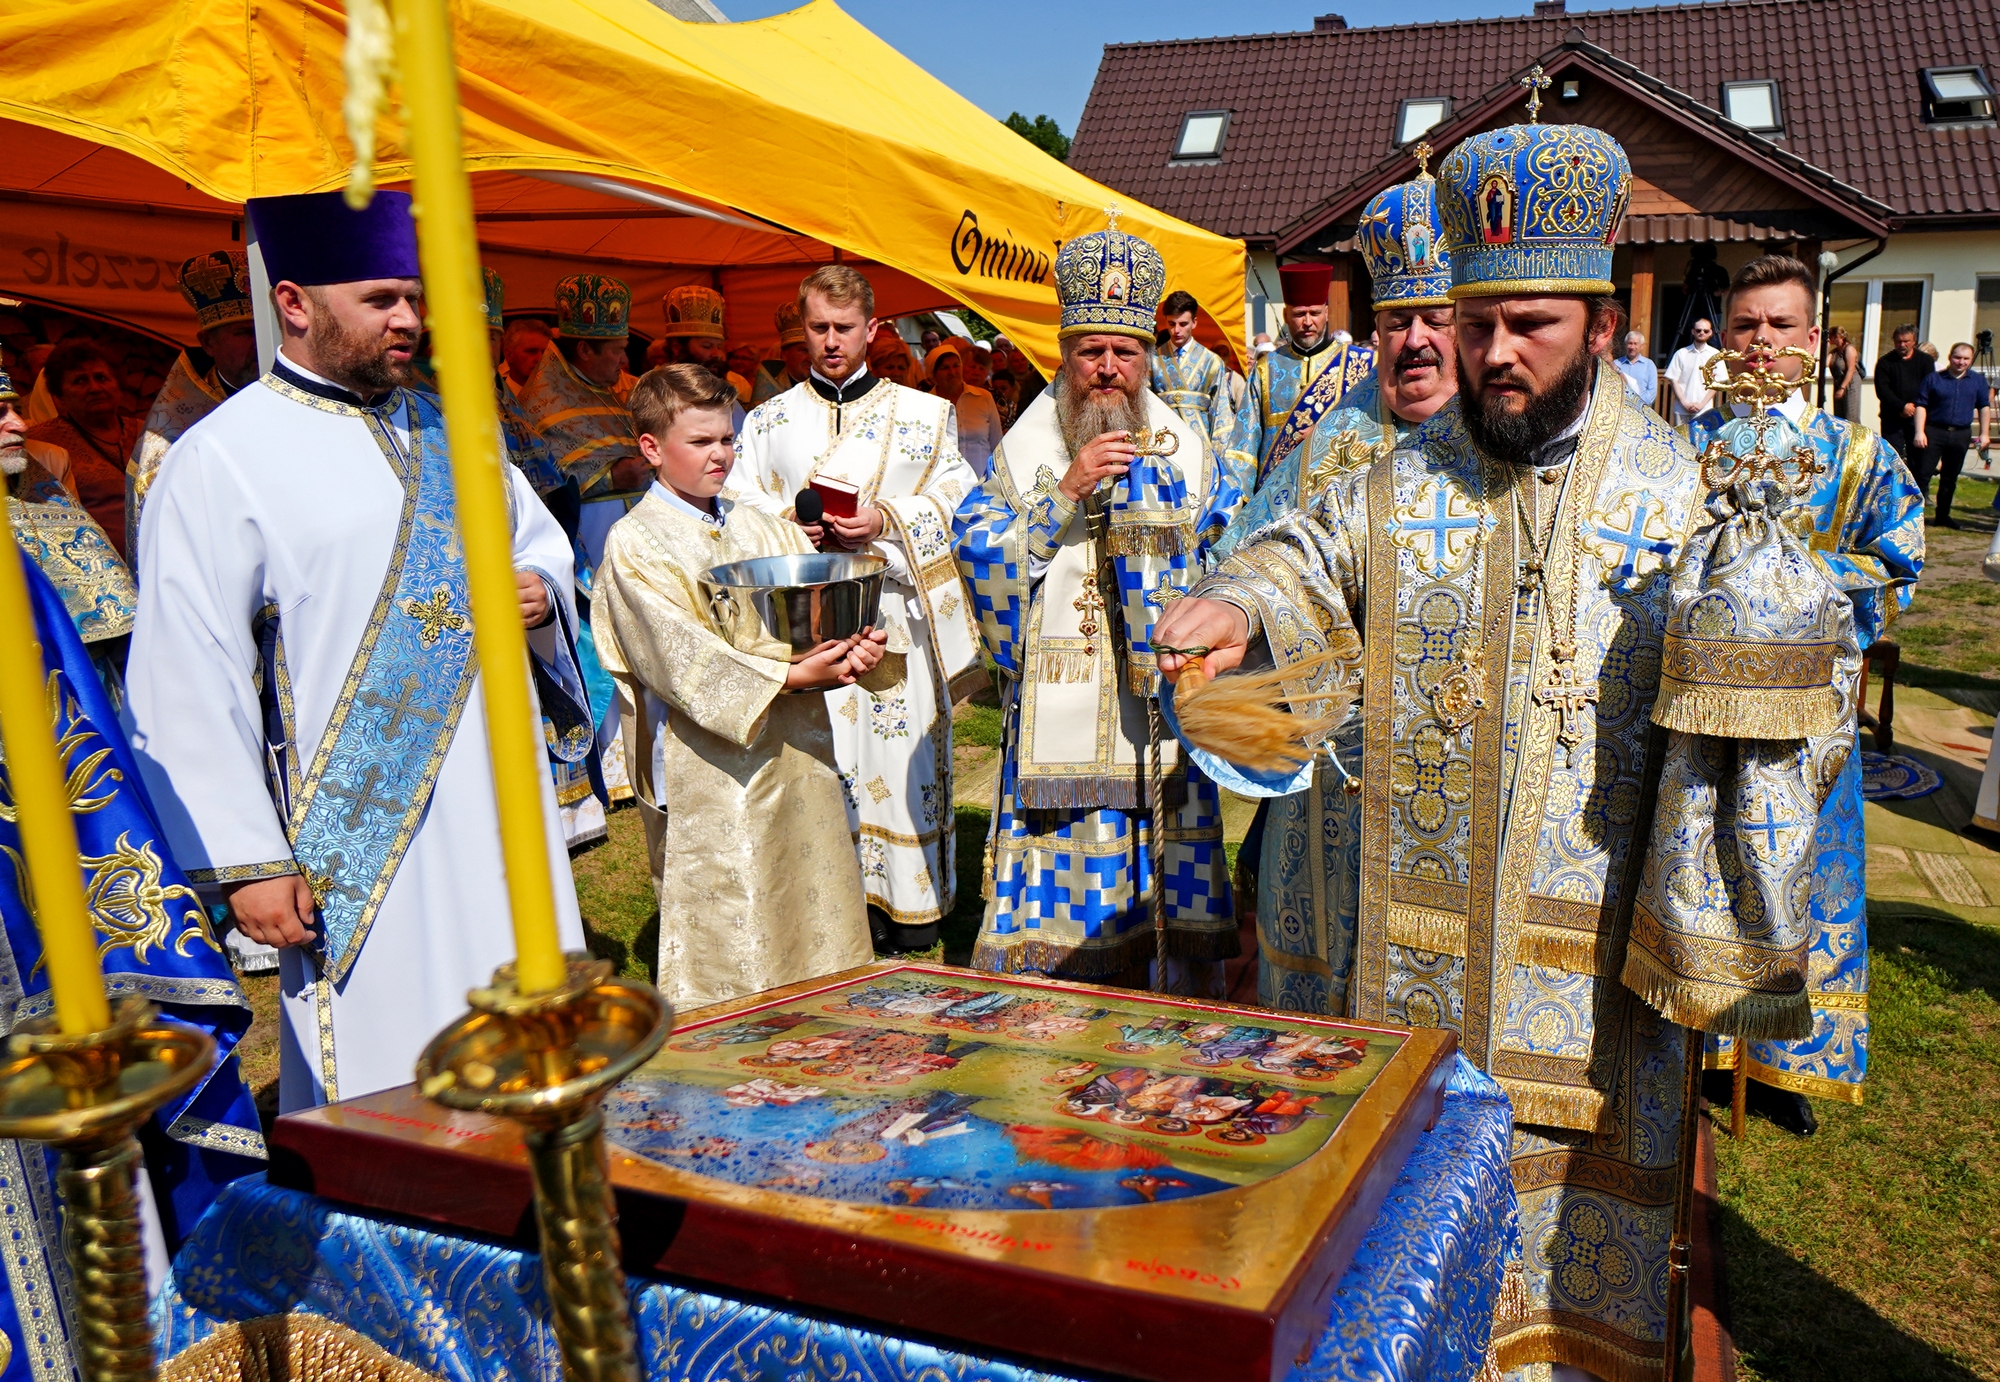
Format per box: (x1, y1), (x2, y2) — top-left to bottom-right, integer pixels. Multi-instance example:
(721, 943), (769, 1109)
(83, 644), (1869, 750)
(721, 0), (1670, 132)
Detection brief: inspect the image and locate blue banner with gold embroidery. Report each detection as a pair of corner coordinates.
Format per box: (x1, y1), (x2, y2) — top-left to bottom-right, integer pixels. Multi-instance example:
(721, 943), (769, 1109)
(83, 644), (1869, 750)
(0, 550), (263, 1236)
(287, 390), (476, 983)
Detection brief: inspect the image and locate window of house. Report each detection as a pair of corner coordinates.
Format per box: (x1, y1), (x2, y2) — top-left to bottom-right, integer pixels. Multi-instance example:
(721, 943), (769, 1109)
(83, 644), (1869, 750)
(1720, 80), (1782, 133)
(1974, 278), (2000, 387)
(1921, 67), (1995, 124)
(1394, 98), (1450, 146)
(1172, 111), (1231, 160)
(1847, 278), (1928, 369)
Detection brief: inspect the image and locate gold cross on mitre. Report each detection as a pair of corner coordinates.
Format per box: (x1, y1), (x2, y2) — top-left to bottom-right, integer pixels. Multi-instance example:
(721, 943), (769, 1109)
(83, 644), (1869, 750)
(1413, 141), (1434, 179)
(1521, 65), (1552, 121)
(1103, 204), (1122, 232)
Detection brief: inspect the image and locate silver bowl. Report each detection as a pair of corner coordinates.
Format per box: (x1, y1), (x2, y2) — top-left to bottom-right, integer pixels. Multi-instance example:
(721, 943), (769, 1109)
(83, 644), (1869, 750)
(699, 552), (888, 655)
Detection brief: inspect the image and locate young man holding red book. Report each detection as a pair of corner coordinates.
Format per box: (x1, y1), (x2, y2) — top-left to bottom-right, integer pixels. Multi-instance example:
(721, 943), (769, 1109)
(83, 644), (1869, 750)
(734, 266), (984, 953)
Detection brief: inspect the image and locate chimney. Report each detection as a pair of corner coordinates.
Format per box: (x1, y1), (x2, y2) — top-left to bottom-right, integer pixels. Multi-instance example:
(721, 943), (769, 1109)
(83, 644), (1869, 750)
(1314, 13), (1348, 30)
(1533, 0), (1565, 14)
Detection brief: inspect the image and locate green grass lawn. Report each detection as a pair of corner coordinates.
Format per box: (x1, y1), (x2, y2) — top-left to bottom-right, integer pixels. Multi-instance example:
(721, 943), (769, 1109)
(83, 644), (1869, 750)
(1717, 910), (2000, 1382)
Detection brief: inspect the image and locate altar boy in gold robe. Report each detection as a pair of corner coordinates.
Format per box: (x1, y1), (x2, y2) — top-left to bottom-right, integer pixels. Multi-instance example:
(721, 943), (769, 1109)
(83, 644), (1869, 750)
(595, 364), (882, 1010)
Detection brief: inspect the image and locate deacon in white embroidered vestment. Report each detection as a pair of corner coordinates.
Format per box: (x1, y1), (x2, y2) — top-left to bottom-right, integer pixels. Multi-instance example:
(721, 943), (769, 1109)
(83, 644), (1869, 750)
(127, 191), (584, 1112)
(735, 266), (983, 948)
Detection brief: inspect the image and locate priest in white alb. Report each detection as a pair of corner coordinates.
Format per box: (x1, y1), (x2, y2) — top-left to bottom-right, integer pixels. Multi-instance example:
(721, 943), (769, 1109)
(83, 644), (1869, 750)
(126, 190), (586, 1110)
(735, 265), (984, 951)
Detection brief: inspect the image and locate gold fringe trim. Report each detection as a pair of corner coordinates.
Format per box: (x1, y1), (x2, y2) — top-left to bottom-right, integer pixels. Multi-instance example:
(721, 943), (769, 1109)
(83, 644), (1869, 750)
(1494, 1076), (1612, 1134)
(1034, 649), (1098, 685)
(1387, 903), (1467, 958)
(1103, 522), (1193, 558)
(1172, 651), (1356, 773)
(1651, 681), (1839, 739)
(1489, 1320), (1666, 1382)
(161, 1314), (446, 1382)
(1620, 943), (1813, 1040)
(1518, 923), (1622, 977)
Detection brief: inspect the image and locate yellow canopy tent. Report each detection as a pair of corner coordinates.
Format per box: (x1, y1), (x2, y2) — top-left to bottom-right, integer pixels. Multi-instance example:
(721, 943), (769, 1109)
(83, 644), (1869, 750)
(0, 0), (1245, 367)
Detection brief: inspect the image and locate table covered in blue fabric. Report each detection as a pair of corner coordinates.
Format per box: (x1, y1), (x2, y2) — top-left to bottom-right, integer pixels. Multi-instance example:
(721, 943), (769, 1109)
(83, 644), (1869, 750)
(154, 1057), (1517, 1382)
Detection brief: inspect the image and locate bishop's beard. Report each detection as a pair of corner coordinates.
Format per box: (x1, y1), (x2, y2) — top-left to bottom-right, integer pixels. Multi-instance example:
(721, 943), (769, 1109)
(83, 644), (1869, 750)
(0, 442), (26, 478)
(1056, 360), (1149, 460)
(1460, 345), (1594, 462)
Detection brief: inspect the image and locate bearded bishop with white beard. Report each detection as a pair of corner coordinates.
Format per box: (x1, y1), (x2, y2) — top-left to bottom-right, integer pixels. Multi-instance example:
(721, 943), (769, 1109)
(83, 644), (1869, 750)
(127, 191), (586, 1111)
(953, 222), (1244, 993)
(1158, 119), (1863, 1380)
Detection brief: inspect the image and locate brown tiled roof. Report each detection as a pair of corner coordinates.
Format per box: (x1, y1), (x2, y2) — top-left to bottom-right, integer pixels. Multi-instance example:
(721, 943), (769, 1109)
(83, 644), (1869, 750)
(1069, 0), (2000, 242)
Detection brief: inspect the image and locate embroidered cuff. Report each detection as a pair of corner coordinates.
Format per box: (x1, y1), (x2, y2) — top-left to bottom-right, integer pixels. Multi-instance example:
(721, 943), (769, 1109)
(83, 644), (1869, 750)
(1023, 484), (1076, 566)
(1188, 578), (1264, 642)
(185, 860), (299, 886)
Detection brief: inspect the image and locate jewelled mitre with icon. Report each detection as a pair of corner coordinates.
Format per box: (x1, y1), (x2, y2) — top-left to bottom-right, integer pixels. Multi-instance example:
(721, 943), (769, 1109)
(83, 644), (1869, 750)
(1436, 115), (1631, 298)
(1054, 213), (1168, 342)
(1354, 144), (1453, 310)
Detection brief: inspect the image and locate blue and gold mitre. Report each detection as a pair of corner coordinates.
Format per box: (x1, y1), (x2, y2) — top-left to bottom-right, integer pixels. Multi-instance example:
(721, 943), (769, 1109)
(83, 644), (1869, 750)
(482, 267), (505, 333)
(1437, 124), (1631, 299)
(175, 250), (255, 331)
(554, 274), (631, 339)
(0, 366), (15, 401)
(1355, 160), (1451, 310)
(1054, 218), (1166, 342)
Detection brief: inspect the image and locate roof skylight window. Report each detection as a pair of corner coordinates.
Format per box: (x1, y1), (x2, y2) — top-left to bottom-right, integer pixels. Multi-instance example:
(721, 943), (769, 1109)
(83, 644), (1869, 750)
(1172, 111), (1231, 160)
(1721, 80), (1782, 132)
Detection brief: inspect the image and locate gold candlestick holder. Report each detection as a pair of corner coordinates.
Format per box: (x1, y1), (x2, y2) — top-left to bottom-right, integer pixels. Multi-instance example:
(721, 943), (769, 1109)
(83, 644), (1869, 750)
(0, 997), (216, 1382)
(415, 953), (669, 1382)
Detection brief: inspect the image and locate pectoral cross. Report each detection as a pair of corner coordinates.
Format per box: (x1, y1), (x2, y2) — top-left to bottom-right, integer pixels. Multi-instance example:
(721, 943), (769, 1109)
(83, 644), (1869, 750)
(1521, 65), (1551, 121)
(358, 672), (443, 741)
(1074, 580), (1106, 654)
(320, 764), (405, 831)
(1535, 642), (1598, 750)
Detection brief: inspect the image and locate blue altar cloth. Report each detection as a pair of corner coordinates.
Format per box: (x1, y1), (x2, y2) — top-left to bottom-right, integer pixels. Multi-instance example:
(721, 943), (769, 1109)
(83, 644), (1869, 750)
(156, 1057), (1516, 1382)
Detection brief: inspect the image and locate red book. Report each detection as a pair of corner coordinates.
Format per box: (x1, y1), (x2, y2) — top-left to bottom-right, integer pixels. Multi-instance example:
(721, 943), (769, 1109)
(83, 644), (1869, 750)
(809, 475), (860, 519)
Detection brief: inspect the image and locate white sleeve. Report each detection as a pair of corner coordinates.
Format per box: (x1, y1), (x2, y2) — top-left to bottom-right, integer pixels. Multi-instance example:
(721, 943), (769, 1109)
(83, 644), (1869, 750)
(125, 434), (296, 883)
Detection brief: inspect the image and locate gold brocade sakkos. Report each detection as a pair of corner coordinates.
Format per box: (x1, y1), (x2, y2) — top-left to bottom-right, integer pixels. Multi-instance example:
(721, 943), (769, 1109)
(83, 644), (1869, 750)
(1193, 365), (1824, 1380)
(591, 491), (872, 1013)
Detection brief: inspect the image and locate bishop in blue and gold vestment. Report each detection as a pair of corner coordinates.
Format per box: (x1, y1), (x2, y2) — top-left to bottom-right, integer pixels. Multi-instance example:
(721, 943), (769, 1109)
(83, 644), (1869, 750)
(1209, 153), (1460, 1013)
(1690, 255), (1924, 1130)
(953, 221), (1244, 994)
(1224, 262), (1374, 500)
(1159, 121), (1860, 1381)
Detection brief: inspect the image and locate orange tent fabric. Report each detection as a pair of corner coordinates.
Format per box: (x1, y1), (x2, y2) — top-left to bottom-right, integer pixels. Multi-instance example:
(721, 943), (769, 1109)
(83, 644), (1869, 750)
(0, 0), (1246, 365)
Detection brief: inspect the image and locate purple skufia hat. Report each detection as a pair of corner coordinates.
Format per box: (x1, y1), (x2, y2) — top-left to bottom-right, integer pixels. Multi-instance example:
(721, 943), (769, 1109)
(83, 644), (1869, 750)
(246, 190), (421, 287)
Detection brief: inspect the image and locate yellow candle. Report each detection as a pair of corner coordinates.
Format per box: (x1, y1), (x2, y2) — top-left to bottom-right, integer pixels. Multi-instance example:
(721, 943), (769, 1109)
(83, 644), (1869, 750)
(0, 545), (112, 1033)
(393, 0), (568, 995)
